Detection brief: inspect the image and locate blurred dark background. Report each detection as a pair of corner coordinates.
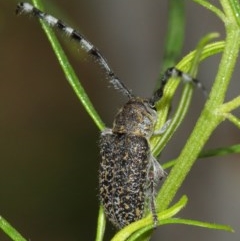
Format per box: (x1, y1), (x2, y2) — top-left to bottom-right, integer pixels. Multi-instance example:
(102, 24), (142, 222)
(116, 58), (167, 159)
(0, 0), (240, 240)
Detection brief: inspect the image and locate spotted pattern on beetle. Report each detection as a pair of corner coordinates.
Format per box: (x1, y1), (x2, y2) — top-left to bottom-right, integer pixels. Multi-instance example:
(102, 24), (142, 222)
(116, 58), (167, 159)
(99, 97), (165, 228)
(16, 2), (206, 229)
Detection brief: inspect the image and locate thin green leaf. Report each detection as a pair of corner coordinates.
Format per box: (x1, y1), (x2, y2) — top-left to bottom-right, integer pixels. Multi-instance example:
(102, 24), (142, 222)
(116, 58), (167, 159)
(188, 32), (220, 77)
(156, 0), (240, 213)
(163, 217), (234, 232)
(193, 0), (226, 22)
(95, 206), (106, 241)
(31, 0), (105, 130)
(0, 216), (27, 241)
(160, 0), (185, 75)
(200, 144), (240, 158)
(127, 217), (233, 241)
(111, 195), (188, 241)
(152, 34), (220, 159)
(162, 143), (240, 170)
(224, 114), (240, 128)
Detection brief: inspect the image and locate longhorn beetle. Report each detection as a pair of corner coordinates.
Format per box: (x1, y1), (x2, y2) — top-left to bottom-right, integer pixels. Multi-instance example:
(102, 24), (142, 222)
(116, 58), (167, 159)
(16, 2), (205, 229)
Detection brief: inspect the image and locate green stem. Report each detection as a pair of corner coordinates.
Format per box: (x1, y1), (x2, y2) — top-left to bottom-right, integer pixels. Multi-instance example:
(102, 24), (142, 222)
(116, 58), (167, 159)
(95, 206), (106, 241)
(200, 144), (240, 158)
(193, 0), (226, 22)
(31, 0), (105, 130)
(160, 0), (185, 74)
(152, 37), (221, 157)
(0, 216), (27, 241)
(157, 0), (240, 211)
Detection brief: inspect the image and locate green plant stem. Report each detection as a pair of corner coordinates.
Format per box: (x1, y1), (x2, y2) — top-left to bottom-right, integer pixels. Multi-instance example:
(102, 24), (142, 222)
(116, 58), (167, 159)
(111, 196), (188, 241)
(126, 218), (233, 241)
(224, 113), (240, 128)
(95, 206), (106, 241)
(15, 1), (240, 241)
(31, 0), (105, 130)
(152, 36), (220, 162)
(228, 0), (240, 27)
(200, 144), (240, 158)
(160, 0), (185, 74)
(30, 1), (107, 238)
(193, 0), (226, 22)
(0, 216), (27, 241)
(157, 0), (240, 212)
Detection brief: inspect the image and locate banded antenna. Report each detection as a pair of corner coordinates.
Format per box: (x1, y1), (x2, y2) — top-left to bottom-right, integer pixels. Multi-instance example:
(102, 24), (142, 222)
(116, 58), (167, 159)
(16, 2), (133, 99)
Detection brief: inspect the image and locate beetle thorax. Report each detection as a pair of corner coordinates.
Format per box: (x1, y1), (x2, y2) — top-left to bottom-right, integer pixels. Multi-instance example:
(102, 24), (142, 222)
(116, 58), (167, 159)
(112, 97), (157, 138)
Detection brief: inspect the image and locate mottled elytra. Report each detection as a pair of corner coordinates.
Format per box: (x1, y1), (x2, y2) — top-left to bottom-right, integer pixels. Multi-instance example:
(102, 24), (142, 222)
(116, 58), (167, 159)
(16, 2), (206, 229)
(99, 97), (164, 228)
